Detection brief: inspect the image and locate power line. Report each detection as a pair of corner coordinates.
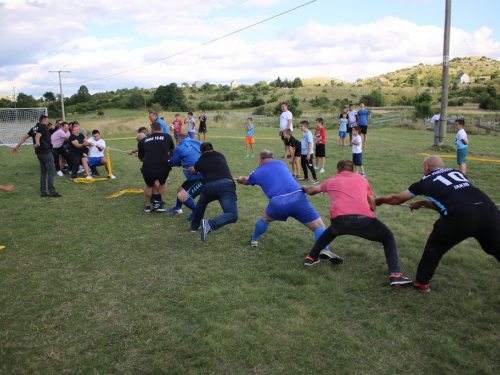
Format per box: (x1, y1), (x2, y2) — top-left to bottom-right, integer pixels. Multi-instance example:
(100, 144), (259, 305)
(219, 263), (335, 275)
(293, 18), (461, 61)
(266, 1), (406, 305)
(63, 0), (317, 87)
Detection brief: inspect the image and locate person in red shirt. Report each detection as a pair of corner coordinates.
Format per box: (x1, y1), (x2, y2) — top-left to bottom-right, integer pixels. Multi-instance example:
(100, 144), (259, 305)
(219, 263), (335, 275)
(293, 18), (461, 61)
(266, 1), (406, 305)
(314, 118), (326, 173)
(170, 114), (183, 145)
(302, 159), (412, 287)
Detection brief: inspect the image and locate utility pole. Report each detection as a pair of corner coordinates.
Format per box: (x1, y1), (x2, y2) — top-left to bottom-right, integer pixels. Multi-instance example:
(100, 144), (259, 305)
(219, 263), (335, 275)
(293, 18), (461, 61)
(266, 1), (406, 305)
(436, 0), (452, 146)
(49, 70), (70, 121)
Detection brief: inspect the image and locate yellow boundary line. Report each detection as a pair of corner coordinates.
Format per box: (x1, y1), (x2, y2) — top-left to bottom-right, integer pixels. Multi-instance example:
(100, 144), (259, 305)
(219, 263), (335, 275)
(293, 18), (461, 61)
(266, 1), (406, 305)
(421, 153), (500, 163)
(107, 189), (143, 199)
(104, 135), (278, 141)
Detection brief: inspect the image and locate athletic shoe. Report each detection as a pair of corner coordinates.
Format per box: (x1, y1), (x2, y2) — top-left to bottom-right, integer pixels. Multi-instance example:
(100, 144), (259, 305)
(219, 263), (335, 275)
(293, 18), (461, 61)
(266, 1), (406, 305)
(250, 239), (258, 247)
(167, 178), (171, 183)
(40, 193), (49, 197)
(78, 167), (85, 174)
(304, 255), (320, 266)
(309, 179), (318, 184)
(299, 177), (309, 182)
(361, 173), (366, 178)
(190, 227), (199, 233)
(85, 175), (92, 179)
(314, 166), (319, 170)
(93, 173), (101, 177)
(389, 273), (413, 286)
(319, 168), (325, 173)
(187, 212), (195, 221)
(56, 170), (64, 177)
(414, 280), (431, 293)
(287, 155), (291, 159)
(167, 207), (183, 214)
(49, 192), (62, 198)
(319, 249), (344, 265)
(156, 204), (167, 212)
(245, 155), (249, 158)
(294, 175), (301, 180)
(251, 154), (255, 158)
(144, 205), (151, 213)
(108, 174), (116, 179)
(67, 178), (74, 182)
(201, 219), (211, 241)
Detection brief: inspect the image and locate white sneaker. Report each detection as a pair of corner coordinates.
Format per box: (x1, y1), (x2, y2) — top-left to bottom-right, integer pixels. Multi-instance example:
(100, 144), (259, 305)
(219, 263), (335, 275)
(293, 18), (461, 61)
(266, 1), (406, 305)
(319, 168), (325, 173)
(56, 170), (64, 177)
(314, 166), (319, 170)
(78, 167), (85, 173)
(108, 175), (116, 179)
(85, 175), (92, 179)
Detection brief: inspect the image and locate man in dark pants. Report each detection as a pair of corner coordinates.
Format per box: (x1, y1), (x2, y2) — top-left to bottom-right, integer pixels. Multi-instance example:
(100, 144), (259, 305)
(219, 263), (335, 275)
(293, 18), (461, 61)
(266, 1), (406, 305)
(12, 115), (62, 198)
(188, 142), (238, 241)
(302, 159), (412, 287)
(376, 155), (500, 293)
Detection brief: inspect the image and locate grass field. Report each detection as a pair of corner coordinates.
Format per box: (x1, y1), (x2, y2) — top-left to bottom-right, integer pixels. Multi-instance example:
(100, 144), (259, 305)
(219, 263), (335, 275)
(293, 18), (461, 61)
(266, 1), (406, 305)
(1, 124), (499, 374)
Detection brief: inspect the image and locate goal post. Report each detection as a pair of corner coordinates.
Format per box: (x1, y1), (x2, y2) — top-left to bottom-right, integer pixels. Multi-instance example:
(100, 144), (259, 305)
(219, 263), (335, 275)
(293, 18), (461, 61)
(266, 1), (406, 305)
(0, 108), (48, 147)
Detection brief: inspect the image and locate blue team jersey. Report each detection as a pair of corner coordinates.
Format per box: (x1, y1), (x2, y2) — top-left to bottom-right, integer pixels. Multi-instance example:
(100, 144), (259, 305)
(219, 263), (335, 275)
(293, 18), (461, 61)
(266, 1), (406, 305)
(246, 124), (254, 137)
(357, 109), (370, 126)
(246, 160), (301, 199)
(156, 118), (170, 135)
(169, 138), (203, 180)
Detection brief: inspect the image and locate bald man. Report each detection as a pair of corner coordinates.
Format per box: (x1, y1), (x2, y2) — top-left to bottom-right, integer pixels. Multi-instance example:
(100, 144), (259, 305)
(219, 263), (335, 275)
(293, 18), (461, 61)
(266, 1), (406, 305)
(376, 155), (500, 293)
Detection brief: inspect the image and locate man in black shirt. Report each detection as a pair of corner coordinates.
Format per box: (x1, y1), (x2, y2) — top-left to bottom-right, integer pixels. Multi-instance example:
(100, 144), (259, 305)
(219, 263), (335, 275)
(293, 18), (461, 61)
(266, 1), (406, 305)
(138, 122), (175, 212)
(187, 142), (238, 241)
(376, 155), (500, 293)
(12, 115), (61, 198)
(68, 125), (93, 180)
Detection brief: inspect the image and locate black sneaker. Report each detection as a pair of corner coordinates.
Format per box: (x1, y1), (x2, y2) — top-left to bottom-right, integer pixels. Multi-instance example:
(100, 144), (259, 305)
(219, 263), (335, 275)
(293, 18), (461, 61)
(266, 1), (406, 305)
(156, 204), (167, 212)
(319, 249), (344, 265)
(304, 255), (320, 266)
(201, 219), (211, 241)
(40, 193), (49, 197)
(389, 273), (413, 286)
(49, 193), (62, 198)
(144, 205), (151, 213)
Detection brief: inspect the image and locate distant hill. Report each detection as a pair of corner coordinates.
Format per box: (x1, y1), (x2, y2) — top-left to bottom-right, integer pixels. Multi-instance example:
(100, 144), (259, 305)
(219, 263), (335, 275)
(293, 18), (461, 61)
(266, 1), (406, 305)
(302, 77), (348, 86)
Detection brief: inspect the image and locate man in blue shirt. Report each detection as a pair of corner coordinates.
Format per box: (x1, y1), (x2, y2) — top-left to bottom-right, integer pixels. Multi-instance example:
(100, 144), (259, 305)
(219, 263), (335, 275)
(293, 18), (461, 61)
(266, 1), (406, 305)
(237, 149), (342, 265)
(357, 102), (370, 148)
(168, 133), (203, 219)
(148, 111), (169, 135)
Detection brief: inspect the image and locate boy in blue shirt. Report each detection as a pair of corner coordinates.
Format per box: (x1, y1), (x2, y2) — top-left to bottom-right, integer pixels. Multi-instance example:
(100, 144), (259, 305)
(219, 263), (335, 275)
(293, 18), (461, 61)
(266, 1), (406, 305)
(299, 121), (318, 184)
(245, 117), (255, 157)
(357, 102), (370, 148)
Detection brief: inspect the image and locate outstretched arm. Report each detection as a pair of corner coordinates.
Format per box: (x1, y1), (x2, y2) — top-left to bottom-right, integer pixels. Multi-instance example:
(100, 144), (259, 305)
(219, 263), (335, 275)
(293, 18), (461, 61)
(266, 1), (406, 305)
(375, 191), (413, 206)
(237, 176), (249, 185)
(302, 185), (322, 195)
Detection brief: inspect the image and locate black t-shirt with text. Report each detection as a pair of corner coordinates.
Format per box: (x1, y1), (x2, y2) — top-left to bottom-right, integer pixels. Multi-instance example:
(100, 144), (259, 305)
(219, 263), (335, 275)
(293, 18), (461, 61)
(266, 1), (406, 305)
(408, 168), (492, 216)
(28, 123), (52, 155)
(68, 134), (86, 157)
(193, 151), (232, 183)
(288, 136), (301, 151)
(138, 132), (175, 171)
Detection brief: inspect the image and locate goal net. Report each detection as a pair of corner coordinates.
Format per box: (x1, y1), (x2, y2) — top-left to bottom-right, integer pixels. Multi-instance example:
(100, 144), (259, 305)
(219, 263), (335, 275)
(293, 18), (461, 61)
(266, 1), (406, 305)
(0, 108), (48, 147)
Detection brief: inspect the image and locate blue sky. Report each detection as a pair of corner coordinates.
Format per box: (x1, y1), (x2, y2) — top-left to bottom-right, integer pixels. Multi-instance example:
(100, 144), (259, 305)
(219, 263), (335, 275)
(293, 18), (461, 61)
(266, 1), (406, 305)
(0, 0), (499, 97)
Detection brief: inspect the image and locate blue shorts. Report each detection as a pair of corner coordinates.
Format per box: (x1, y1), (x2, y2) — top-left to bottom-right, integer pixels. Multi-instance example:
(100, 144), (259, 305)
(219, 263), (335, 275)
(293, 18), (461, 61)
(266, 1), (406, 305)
(87, 157), (103, 167)
(174, 133), (179, 140)
(457, 147), (468, 165)
(266, 191), (320, 224)
(353, 153), (363, 166)
(188, 131), (195, 140)
(339, 131), (346, 138)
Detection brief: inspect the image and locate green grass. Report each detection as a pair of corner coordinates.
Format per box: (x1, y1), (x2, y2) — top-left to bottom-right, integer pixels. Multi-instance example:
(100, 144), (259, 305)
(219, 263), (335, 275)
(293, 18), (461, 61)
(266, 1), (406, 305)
(1, 125), (499, 374)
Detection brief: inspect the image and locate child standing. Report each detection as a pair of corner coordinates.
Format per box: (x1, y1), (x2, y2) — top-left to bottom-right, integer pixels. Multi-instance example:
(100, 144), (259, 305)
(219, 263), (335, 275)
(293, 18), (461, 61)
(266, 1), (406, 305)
(171, 113), (183, 145)
(283, 129), (301, 178)
(314, 118), (326, 173)
(245, 117), (255, 157)
(351, 126), (365, 177)
(454, 118), (469, 174)
(185, 112), (196, 140)
(299, 121), (318, 184)
(198, 110), (207, 141)
(339, 112), (347, 147)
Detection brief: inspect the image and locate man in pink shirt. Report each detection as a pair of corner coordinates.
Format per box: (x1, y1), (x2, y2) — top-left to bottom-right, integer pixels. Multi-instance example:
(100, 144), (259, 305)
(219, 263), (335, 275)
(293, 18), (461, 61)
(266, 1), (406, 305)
(51, 121), (72, 176)
(302, 159), (413, 287)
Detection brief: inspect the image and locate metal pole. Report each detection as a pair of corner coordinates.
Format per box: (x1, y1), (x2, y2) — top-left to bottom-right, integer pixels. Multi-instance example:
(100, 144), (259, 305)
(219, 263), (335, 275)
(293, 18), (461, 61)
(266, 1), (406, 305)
(49, 70), (70, 121)
(437, 0), (452, 145)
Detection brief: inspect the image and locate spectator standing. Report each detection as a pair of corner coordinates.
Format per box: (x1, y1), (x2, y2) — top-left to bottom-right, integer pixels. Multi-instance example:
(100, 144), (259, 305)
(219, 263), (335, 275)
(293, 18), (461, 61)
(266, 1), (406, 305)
(357, 102), (370, 148)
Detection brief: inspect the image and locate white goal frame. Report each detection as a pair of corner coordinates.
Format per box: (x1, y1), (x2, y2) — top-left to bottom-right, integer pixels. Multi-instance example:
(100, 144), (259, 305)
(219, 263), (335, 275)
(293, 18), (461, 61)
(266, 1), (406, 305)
(0, 108), (48, 147)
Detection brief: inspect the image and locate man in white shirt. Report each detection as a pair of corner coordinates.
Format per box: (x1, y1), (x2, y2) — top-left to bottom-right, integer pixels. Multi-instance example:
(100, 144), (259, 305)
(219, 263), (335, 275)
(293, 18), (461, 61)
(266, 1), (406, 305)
(279, 102), (293, 159)
(86, 130), (115, 179)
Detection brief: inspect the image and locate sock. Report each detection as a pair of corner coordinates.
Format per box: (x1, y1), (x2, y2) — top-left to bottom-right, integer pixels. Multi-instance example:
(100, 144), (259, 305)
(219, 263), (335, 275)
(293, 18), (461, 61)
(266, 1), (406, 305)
(152, 194), (161, 203)
(314, 227), (330, 251)
(174, 198), (182, 210)
(252, 218), (269, 241)
(183, 198), (196, 211)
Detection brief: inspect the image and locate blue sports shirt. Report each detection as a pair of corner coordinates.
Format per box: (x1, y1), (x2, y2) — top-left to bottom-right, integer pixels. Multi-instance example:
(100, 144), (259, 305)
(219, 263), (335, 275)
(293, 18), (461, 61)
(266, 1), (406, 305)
(246, 160), (301, 199)
(357, 109), (370, 126)
(169, 138), (203, 180)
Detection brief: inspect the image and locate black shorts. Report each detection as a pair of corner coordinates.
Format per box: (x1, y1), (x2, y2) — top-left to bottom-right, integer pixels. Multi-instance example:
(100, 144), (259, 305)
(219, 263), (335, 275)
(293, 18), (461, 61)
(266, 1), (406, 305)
(359, 125), (367, 135)
(347, 126), (354, 134)
(293, 147), (301, 157)
(198, 124), (207, 133)
(181, 179), (203, 199)
(315, 144), (325, 158)
(142, 167), (171, 187)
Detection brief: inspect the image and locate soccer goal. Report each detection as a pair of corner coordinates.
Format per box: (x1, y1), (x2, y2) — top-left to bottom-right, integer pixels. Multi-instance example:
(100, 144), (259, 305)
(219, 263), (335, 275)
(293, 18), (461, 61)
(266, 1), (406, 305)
(0, 108), (48, 147)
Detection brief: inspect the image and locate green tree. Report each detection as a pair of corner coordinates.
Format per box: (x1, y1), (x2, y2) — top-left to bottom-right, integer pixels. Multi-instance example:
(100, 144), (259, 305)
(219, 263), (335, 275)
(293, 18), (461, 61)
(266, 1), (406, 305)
(153, 83), (188, 111)
(360, 89), (387, 107)
(73, 85), (91, 104)
(16, 93), (37, 108)
(127, 91), (145, 109)
(42, 91), (56, 102)
(292, 77), (303, 88)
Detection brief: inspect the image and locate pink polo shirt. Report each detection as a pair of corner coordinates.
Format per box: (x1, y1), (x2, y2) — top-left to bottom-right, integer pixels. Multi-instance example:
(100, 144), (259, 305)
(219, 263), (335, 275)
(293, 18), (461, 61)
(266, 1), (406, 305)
(320, 172), (375, 219)
(51, 128), (69, 148)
